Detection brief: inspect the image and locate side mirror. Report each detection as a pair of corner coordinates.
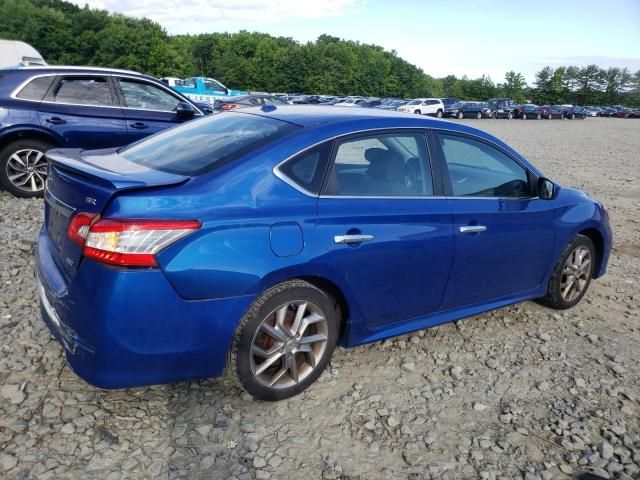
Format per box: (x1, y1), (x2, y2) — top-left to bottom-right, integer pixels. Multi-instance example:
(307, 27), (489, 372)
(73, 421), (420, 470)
(175, 102), (196, 119)
(538, 177), (556, 200)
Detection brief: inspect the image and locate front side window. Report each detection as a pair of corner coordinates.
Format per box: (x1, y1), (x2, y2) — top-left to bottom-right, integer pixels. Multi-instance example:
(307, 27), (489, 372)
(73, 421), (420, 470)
(119, 79), (181, 111)
(49, 76), (113, 106)
(323, 133), (433, 196)
(437, 133), (531, 198)
(121, 112), (298, 175)
(16, 76), (55, 101)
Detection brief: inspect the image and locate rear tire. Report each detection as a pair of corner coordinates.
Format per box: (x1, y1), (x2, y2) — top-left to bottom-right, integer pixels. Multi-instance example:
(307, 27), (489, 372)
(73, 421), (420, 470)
(414, 110), (421, 115)
(522, 112), (527, 120)
(507, 112), (513, 120)
(476, 112), (482, 119)
(0, 139), (53, 198)
(537, 234), (596, 310)
(536, 113), (541, 120)
(228, 280), (339, 401)
(571, 113), (576, 120)
(457, 111), (463, 119)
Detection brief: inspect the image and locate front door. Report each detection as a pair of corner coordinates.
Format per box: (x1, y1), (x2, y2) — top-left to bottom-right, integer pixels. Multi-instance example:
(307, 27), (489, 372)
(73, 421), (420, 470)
(433, 131), (556, 309)
(316, 131), (454, 328)
(114, 77), (197, 143)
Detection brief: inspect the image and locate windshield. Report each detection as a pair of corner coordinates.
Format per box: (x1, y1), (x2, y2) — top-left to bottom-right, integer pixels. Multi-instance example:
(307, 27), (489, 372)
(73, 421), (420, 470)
(203, 78), (226, 91)
(120, 113), (298, 175)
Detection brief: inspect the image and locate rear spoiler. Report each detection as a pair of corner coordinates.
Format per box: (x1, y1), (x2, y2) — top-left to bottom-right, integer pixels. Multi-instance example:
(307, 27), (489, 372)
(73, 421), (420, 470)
(46, 148), (189, 190)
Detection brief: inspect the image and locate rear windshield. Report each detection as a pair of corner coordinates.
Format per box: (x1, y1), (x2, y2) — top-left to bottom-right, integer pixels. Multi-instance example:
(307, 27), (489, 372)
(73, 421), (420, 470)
(120, 113), (298, 175)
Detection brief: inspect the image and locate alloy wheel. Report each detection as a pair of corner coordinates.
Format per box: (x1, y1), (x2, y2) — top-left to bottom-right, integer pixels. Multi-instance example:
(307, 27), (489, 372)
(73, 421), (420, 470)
(6, 149), (48, 193)
(250, 301), (328, 389)
(560, 246), (592, 303)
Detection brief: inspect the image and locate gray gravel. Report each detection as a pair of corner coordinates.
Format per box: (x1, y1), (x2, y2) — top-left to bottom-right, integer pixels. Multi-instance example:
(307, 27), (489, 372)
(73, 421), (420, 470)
(1, 117), (639, 479)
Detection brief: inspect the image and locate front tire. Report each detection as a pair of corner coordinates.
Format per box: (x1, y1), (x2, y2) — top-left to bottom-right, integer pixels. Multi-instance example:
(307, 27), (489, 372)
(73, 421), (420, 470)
(538, 234), (595, 310)
(476, 112), (482, 119)
(436, 109), (443, 118)
(507, 112), (513, 120)
(522, 112), (527, 120)
(414, 109), (421, 115)
(0, 139), (52, 198)
(457, 111), (463, 119)
(228, 280), (339, 400)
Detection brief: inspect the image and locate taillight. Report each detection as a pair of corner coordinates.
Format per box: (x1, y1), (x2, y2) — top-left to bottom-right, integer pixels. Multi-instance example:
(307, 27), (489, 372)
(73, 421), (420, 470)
(221, 104), (237, 110)
(68, 212), (98, 246)
(71, 217), (201, 267)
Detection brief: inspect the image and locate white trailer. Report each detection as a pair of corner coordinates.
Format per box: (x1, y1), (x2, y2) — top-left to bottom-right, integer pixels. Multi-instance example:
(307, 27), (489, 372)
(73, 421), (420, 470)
(0, 40), (46, 68)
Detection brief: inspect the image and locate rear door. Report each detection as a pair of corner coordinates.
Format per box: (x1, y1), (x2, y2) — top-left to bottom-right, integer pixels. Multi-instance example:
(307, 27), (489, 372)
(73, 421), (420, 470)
(316, 130), (454, 328)
(432, 131), (556, 309)
(37, 75), (129, 149)
(114, 77), (198, 143)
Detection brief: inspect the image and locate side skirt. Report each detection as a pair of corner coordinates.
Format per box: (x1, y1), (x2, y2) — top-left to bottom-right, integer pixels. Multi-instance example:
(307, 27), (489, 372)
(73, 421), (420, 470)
(343, 287), (547, 347)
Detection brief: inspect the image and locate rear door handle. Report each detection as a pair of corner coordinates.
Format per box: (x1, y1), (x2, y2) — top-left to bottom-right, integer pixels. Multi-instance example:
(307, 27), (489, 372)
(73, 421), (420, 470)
(130, 122), (148, 129)
(334, 234), (374, 244)
(45, 117), (66, 124)
(459, 225), (487, 234)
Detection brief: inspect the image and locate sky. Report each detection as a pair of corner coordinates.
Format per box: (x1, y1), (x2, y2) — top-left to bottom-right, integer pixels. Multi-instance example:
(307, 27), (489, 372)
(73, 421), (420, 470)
(68, 0), (640, 84)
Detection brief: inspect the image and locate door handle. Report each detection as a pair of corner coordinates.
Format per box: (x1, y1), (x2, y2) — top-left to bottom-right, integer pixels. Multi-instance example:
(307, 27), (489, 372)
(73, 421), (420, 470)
(459, 225), (487, 234)
(45, 117), (66, 124)
(334, 234), (374, 244)
(130, 122), (148, 129)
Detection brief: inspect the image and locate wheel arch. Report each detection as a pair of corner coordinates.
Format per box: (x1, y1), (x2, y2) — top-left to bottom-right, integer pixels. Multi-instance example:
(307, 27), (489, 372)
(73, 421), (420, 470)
(578, 227), (605, 277)
(257, 269), (358, 342)
(0, 127), (63, 149)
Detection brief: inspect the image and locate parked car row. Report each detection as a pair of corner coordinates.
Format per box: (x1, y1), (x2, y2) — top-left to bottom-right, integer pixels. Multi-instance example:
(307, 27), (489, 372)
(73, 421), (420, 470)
(1, 65), (638, 199)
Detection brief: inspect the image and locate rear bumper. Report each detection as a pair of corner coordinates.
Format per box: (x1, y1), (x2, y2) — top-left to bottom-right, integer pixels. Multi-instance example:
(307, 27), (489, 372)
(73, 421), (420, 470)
(36, 227), (255, 389)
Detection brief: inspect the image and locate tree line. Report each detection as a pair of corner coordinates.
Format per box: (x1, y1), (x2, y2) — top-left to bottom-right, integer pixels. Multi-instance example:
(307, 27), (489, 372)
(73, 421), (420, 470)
(1, 0), (639, 106)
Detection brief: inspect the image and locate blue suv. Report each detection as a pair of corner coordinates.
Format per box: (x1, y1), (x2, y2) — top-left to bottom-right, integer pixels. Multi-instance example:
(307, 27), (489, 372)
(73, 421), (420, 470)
(0, 66), (204, 197)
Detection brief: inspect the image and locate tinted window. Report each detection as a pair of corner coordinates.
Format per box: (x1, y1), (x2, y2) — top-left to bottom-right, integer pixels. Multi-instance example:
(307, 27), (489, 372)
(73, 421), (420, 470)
(16, 76), (54, 101)
(121, 113), (298, 175)
(119, 79), (180, 111)
(438, 134), (531, 198)
(324, 133), (433, 196)
(280, 142), (332, 194)
(203, 79), (226, 91)
(51, 77), (113, 106)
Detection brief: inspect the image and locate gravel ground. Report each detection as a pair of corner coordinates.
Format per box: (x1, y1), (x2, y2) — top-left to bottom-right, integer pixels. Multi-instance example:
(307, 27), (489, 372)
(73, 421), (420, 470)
(0, 117), (638, 480)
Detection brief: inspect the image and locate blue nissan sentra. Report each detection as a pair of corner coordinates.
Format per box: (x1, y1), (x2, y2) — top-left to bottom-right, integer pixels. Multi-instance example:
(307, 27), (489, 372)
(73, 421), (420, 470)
(36, 106), (611, 400)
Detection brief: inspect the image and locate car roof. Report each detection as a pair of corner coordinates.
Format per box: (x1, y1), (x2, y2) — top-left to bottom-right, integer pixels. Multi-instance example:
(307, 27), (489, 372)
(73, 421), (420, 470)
(235, 105), (465, 129)
(0, 65), (150, 78)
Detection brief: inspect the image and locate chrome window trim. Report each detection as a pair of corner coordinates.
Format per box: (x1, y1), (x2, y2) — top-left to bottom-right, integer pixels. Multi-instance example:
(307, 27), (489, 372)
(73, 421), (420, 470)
(273, 126), (538, 201)
(16, 65), (140, 74)
(10, 73), (204, 116)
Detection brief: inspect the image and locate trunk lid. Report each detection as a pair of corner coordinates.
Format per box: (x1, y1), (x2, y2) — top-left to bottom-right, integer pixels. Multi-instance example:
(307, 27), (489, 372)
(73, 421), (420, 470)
(44, 148), (189, 282)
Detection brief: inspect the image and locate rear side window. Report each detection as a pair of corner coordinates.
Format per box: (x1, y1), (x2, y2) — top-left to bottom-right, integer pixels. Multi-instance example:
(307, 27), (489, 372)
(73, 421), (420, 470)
(48, 77), (114, 106)
(16, 76), (54, 101)
(121, 113), (298, 175)
(279, 142), (332, 194)
(323, 133), (433, 196)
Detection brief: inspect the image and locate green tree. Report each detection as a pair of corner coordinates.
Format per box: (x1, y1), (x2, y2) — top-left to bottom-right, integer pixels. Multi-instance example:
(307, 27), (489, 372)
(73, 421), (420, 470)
(503, 71), (527, 102)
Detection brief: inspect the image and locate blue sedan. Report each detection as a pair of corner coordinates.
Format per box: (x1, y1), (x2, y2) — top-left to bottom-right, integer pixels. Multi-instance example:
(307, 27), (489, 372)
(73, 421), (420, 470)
(36, 106), (612, 400)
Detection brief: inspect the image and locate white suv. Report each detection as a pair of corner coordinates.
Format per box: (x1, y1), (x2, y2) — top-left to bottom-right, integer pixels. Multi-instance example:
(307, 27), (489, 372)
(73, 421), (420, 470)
(397, 98), (444, 117)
